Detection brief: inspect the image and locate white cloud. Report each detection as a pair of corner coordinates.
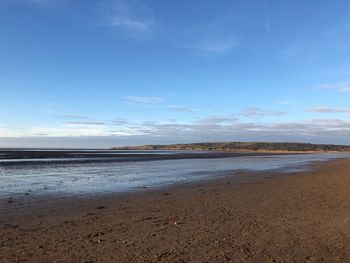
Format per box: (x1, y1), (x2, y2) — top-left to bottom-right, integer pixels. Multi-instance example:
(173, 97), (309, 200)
(25, 123), (138, 137)
(314, 82), (350, 93)
(0, 130), (24, 137)
(126, 117), (350, 143)
(1, 116), (350, 146)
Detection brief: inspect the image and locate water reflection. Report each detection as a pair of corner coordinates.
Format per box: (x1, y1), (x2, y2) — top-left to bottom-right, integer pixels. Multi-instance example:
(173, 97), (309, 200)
(0, 153), (348, 198)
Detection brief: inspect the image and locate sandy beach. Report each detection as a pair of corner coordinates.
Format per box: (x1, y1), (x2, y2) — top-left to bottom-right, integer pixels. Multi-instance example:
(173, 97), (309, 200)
(1, 158), (350, 262)
(3, 0), (350, 262)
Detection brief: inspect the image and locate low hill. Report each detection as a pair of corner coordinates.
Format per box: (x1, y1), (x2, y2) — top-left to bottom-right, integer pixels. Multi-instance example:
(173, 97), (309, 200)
(112, 142), (350, 152)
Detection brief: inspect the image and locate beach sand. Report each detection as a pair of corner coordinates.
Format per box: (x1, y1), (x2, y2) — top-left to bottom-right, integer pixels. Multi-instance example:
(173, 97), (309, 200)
(1, 158), (350, 262)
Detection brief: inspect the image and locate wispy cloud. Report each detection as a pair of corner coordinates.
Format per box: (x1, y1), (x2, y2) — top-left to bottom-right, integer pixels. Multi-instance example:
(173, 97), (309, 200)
(281, 42), (305, 62)
(307, 107), (350, 115)
(2, 116), (350, 146)
(23, 0), (50, 4)
(273, 100), (298, 105)
(58, 114), (95, 120)
(104, 0), (155, 36)
(28, 125), (112, 137)
(263, 0), (272, 34)
(264, 21), (272, 34)
(123, 117), (350, 143)
(110, 118), (131, 126)
(314, 82), (350, 93)
(22, 0), (64, 6)
(34, 133), (49, 136)
(58, 114), (107, 126)
(170, 12), (238, 56)
(169, 105), (197, 113)
(124, 96), (164, 104)
(111, 17), (153, 32)
(240, 108), (287, 118)
(64, 121), (106, 126)
(198, 115), (237, 125)
(186, 38), (237, 55)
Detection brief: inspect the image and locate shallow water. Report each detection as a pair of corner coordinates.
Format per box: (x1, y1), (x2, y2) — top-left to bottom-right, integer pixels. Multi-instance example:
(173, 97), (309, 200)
(0, 152), (348, 198)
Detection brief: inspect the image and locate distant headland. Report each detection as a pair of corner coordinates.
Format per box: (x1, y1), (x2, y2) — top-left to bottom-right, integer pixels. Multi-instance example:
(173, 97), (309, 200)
(112, 142), (350, 152)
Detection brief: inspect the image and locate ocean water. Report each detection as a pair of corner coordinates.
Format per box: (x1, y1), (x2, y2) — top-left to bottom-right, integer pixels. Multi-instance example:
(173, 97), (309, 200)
(0, 152), (348, 198)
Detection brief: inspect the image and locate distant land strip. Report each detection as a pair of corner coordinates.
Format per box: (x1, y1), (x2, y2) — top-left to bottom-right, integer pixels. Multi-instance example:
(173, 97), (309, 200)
(112, 142), (350, 152)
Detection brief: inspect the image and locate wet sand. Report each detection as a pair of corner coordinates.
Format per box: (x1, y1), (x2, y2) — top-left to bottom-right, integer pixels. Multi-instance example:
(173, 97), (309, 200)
(0, 149), (296, 164)
(1, 158), (350, 262)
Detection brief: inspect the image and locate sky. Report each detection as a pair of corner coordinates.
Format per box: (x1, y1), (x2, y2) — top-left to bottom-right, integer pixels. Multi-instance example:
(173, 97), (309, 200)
(0, 0), (350, 148)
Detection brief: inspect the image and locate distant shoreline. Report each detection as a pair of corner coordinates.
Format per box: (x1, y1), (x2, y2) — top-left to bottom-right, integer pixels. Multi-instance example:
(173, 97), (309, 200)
(112, 141), (350, 153)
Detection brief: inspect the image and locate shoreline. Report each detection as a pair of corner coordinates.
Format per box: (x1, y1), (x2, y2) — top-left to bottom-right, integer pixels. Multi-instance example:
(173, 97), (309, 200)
(2, 158), (350, 262)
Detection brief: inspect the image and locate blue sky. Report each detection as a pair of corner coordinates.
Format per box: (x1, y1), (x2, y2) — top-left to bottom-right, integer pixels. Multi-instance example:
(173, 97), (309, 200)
(1, 0), (350, 148)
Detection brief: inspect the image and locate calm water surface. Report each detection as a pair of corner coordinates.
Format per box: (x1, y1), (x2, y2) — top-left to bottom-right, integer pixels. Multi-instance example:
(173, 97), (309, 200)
(0, 151), (348, 198)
